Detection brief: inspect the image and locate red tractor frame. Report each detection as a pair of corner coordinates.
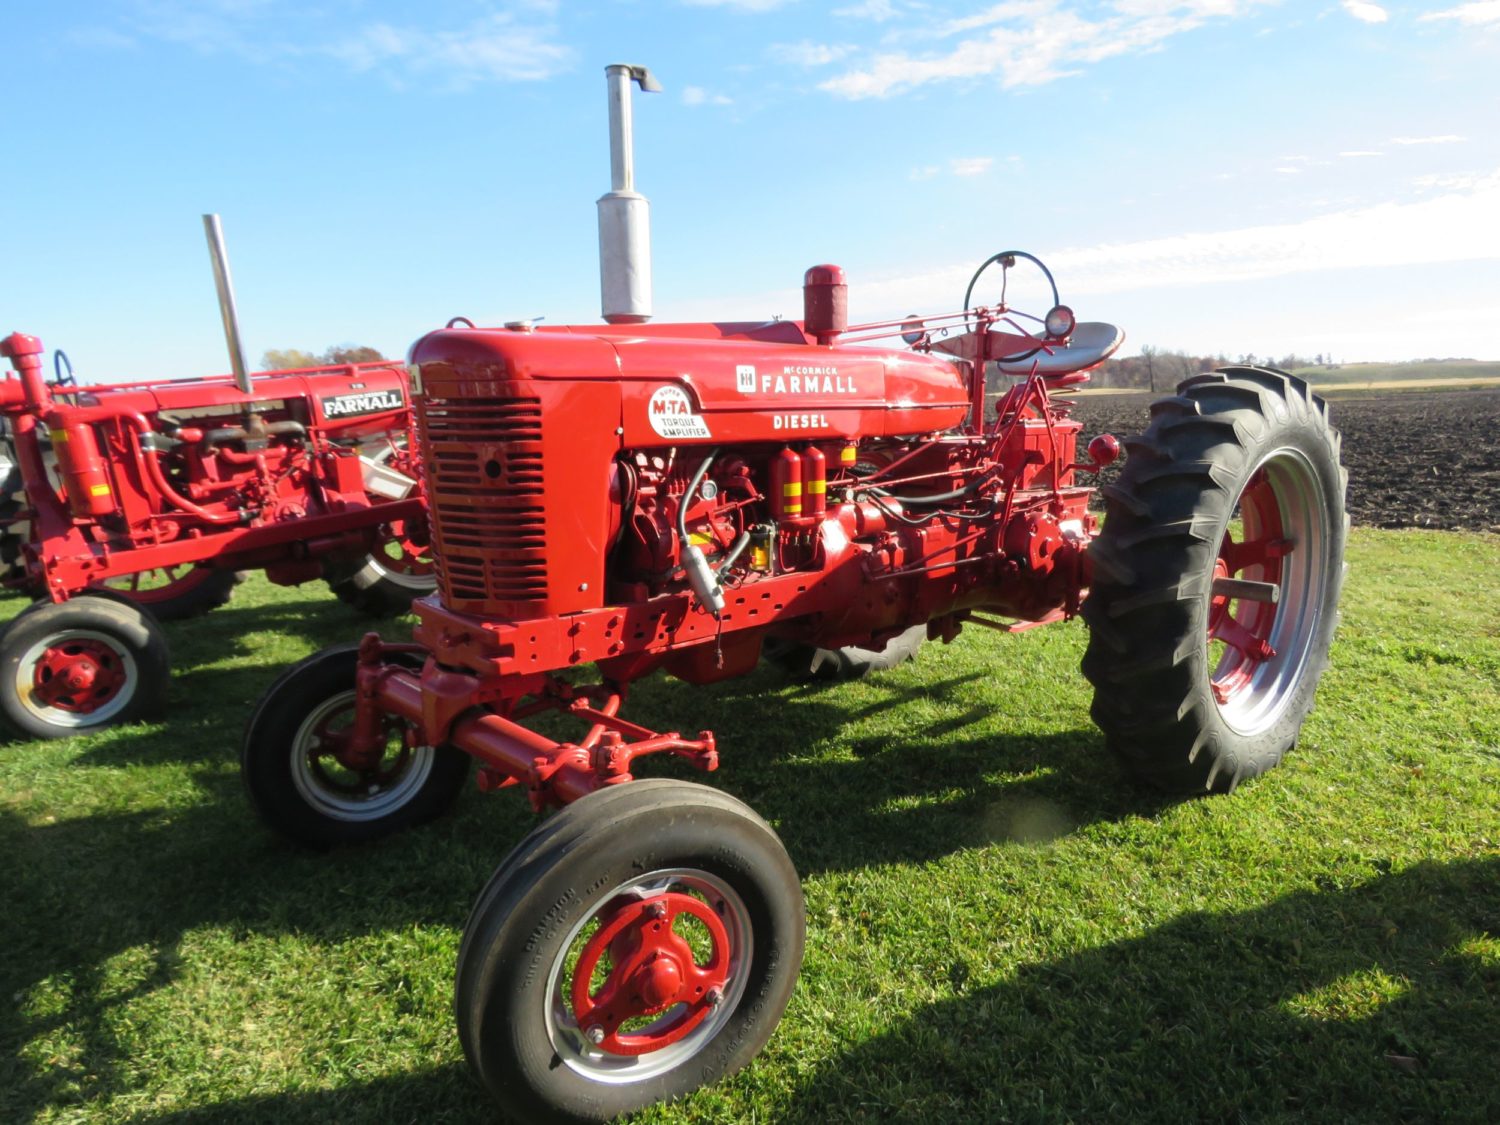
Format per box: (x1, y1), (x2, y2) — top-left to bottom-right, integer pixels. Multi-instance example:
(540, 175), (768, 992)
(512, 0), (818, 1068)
(241, 253), (1347, 1122)
(0, 332), (432, 738)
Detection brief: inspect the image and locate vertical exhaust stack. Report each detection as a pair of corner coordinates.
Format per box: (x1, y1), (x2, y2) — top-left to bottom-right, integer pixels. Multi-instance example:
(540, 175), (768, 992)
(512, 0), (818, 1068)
(202, 213), (254, 394)
(598, 64), (661, 325)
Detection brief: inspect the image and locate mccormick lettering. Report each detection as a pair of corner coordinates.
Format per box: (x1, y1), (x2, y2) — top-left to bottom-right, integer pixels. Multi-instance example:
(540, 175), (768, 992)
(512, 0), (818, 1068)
(322, 389), (405, 419)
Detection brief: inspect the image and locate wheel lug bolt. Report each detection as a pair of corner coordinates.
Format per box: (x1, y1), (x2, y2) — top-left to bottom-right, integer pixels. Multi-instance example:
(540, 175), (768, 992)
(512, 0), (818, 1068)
(585, 1024), (605, 1044)
(705, 986), (724, 1007)
(647, 902), (667, 919)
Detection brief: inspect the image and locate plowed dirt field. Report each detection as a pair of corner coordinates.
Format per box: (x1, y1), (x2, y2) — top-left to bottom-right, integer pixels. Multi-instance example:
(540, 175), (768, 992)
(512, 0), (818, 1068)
(1066, 385), (1500, 533)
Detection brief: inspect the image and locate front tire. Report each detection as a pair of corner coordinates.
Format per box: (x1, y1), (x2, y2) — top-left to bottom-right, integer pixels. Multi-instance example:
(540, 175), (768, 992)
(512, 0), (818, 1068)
(241, 644), (469, 847)
(0, 594), (170, 738)
(456, 780), (805, 1123)
(1081, 367), (1347, 794)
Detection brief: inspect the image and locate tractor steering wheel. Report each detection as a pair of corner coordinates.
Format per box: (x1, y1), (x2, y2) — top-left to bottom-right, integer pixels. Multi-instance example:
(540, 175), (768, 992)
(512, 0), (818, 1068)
(52, 350), (77, 388)
(962, 250), (1062, 364)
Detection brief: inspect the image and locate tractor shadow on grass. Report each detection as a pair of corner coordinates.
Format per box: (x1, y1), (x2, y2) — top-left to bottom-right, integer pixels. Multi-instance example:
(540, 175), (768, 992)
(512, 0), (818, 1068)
(620, 656), (1173, 877)
(0, 621), (1172, 1122)
(0, 783), (534, 1124)
(65, 854), (1500, 1125)
(772, 853), (1500, 1124)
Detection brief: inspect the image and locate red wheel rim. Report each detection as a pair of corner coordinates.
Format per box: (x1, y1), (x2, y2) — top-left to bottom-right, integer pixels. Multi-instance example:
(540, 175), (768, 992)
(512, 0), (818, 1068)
(1206, 448), (1332, 735)
(569, 891), (732, 1056)
(1209, 469), (1288, 706)
(31, 636), (129, 713)
(545, 868), (751, 1082)
(371, 518), (434, 582)
(100, 564), (217, 605)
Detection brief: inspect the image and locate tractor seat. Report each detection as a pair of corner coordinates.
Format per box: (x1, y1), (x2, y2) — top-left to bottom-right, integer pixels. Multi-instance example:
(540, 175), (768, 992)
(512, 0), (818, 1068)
(995, 321), (1124, 377)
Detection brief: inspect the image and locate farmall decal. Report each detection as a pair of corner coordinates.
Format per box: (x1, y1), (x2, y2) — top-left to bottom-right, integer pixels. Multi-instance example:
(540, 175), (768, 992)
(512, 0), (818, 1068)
(648, 385), (712, 440)
(321, 389), (405, 419)
(736, 365), (756, 393)
(760, 365), (857, 395)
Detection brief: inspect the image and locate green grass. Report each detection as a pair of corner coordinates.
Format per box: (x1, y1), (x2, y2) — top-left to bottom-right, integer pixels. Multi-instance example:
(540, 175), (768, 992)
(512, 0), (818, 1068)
(3, 528), (1498, 1123)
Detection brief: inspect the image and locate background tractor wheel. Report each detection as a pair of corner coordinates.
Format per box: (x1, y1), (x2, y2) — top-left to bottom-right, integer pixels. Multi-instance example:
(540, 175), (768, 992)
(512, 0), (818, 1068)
(97, 566), (242, 622)
(1081, 366), (1348, 794)
(0, 594), (170, 739)
(766, 622), (926, 681)
(322, 519), (434, 617)
(456, 779), (804, 1124)
(0, 463), (36, 592)
(240, 644), (468, 847)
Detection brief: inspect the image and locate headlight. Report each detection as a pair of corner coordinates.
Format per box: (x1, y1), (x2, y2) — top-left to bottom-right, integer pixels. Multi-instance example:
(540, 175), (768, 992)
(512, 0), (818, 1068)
(1044, 305), (1075, 338)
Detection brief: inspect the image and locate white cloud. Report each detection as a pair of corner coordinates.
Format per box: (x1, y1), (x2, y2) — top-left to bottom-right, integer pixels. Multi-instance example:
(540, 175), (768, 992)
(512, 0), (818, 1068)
(950, 156), (994, 176)
(1389, 134), (1467, 145)
(681, 85), (734, 106)
(909, 165), (941, 180)
(833, 0), (903, 19)
(89, 2), (574, 85)
(771, 41), (855, 66)
(821, 1), (1277, 99)
(328, 15), (572, 85)
(682, 0), (791, 10)
(1339, 150), (1383, 157)
(1418, 2), (1500, 25)
(845, 171), (1500, 313)
(1340, 1), (1388, 24)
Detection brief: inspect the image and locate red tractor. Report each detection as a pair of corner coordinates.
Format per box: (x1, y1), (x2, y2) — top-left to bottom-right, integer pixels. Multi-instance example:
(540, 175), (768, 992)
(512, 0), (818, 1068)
(240, 69), (1346, 1122)
(0, 219), (431, 738)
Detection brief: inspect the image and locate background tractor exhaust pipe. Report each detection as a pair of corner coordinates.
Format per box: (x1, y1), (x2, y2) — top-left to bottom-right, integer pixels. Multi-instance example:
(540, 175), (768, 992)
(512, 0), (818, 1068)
(598, 64), (660, 325)
(202, 213), (253, 394)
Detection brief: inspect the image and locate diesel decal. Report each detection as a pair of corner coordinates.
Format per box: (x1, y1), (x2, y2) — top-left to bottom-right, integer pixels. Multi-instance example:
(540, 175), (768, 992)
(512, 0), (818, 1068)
(772, 413), (830, 431)
(321, 389), (405, 418)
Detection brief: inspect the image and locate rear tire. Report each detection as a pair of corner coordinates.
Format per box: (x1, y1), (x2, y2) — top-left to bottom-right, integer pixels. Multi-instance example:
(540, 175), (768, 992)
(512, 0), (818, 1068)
(97, 566), (241, 622)
(322, 515), (434, 617)
(0, 594), (170, 739)
(241, 644), (468, 847)
(1081, 367), (1347, 794)
(767, 622), (926, 681)
(456, 780), (805, 1123)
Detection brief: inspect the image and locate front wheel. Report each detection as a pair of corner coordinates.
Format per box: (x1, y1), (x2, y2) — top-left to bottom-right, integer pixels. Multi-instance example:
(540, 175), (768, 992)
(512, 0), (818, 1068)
(240, 644), (469, 847)
(322, 516), (435, 617)
(0, 594), (170, 738)
(456, 780), (805, 1123)
(1081, 366), (1348, 794)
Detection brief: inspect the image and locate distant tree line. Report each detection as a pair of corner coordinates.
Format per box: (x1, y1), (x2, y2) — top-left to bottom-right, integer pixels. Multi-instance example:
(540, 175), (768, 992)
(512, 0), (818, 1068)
(1094, 347), (1334, 390)
(260, 345), (385, 370)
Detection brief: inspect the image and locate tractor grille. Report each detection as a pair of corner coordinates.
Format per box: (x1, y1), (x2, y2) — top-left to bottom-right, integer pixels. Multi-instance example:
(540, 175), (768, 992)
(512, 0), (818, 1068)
(418, 395), (547, 606)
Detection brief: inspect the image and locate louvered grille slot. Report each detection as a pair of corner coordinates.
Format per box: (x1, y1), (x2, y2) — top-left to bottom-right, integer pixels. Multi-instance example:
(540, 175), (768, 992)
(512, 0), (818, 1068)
(419, 394), (548, 605)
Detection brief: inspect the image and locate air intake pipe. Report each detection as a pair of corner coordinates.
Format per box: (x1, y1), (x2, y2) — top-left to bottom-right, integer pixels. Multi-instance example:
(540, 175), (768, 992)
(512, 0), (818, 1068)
(598, 64), (661, 325)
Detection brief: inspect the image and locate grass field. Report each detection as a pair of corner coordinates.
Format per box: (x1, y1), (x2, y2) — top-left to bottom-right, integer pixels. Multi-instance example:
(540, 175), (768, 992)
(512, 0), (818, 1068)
(3, 527), (1498, 1124)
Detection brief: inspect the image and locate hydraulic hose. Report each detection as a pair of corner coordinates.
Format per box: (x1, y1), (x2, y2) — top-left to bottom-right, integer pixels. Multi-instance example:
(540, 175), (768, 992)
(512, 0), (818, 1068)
(677, 447), (719, 543)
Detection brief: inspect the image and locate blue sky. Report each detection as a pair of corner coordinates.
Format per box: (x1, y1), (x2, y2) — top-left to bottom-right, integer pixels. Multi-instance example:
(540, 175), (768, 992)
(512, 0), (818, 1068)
(3, 1), (1498, 380)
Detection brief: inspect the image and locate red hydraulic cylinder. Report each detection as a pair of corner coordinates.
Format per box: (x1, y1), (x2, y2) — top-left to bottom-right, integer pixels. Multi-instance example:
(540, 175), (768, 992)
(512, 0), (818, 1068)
(771, 445), (802, 522)
(801, 444), (827, 519)
(47, 417), (116, 517)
